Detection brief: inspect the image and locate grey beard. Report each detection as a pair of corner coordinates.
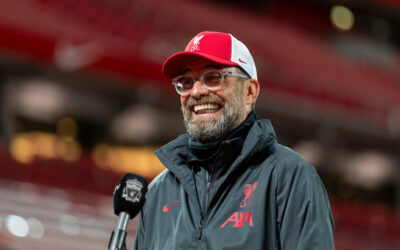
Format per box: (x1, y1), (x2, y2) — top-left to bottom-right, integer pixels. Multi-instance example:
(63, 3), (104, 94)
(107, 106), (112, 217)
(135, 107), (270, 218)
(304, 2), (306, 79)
(182, 90), (245, 143)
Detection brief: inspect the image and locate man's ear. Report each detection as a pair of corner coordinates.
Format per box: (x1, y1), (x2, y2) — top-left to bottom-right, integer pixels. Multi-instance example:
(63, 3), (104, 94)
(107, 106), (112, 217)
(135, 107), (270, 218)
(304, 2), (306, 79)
(245, 79), (260, 105)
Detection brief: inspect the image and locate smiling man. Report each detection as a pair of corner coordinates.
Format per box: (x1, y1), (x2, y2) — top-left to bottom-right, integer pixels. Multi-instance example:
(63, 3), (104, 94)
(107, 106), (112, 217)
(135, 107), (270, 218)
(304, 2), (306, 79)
(180, 58), (256, 143)
(133, 31), (335, 250)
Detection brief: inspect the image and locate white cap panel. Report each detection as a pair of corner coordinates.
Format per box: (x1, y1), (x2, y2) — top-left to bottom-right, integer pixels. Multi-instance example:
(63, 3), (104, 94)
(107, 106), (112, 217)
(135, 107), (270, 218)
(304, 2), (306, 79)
(230, 34), (257, 80)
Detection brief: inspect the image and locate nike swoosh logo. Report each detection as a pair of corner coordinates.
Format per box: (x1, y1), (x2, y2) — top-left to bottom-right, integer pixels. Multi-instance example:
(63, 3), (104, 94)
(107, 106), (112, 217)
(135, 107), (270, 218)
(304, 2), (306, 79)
(238, 58), (247, 64)
(163, 201), (180, 212)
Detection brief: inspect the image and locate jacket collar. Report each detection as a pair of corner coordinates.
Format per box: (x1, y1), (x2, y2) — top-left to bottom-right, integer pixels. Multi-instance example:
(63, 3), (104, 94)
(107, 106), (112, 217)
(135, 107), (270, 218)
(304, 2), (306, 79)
(155, 119), (277, 194)
(186, 111), (257, 166)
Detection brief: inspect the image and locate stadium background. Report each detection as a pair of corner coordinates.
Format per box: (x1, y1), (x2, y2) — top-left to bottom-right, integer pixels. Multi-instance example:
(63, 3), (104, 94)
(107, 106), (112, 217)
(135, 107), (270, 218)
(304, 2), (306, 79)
(0, 0), (399, 249)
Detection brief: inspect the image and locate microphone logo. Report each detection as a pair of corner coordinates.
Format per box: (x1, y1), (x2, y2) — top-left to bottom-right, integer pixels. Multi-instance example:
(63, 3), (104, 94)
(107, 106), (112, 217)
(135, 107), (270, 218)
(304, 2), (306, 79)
(122, 178), (143, 203)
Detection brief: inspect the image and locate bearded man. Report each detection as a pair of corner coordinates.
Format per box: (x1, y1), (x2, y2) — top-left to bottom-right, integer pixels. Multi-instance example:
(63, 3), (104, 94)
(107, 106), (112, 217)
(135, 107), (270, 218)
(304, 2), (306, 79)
(133, 31), (335, 250)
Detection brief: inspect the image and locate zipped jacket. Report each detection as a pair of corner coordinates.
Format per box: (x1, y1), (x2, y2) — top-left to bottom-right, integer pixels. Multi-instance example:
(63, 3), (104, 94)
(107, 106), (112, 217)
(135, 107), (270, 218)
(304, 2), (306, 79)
(133, 119), (335, 250)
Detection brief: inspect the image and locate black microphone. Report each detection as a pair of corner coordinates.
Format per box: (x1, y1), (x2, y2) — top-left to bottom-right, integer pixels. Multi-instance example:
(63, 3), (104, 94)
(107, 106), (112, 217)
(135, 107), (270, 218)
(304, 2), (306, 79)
(109, 173), (148, 250)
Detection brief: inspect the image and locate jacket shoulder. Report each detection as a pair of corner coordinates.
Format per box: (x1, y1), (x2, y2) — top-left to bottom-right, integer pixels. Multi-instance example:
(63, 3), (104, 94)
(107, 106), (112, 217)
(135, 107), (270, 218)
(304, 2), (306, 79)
(142, 169), (173, 211)
(270, 143), (328, 200)
(147, 169), (171, 193)
(270, 143), (319, 180)
(272, 143), (312, 167)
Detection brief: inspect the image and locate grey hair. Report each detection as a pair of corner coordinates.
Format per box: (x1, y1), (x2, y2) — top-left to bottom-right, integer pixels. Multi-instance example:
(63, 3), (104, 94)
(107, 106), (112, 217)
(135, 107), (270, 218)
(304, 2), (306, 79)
(235, 67), (257, 111)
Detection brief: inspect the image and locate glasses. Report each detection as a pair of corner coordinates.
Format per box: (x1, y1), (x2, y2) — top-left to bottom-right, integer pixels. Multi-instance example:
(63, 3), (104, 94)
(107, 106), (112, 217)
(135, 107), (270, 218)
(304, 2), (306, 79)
(172, 69), (249, 96)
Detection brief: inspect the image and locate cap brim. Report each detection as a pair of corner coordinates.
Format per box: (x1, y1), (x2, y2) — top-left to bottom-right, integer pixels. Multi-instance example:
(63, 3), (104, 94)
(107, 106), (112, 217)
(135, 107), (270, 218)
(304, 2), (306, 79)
(162, 51), (238, 79)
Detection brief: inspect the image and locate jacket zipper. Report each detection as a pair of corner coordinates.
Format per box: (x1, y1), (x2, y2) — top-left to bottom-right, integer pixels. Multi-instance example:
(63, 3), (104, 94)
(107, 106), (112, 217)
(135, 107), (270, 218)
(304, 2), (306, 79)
(203, 170), (212, 216)
(198, 165), (216, 246)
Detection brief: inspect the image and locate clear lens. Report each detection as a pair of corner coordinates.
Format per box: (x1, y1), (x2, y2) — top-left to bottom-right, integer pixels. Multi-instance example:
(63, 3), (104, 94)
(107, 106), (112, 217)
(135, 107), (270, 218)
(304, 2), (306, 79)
(172, 70), (227, 95)
(173, 76), (194, 94)
(203, 70), (223, 88)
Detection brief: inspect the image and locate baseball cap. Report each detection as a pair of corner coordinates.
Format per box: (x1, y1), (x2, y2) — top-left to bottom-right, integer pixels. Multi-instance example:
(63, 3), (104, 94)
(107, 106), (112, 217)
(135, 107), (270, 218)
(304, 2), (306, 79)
(162, 31), (257, 80)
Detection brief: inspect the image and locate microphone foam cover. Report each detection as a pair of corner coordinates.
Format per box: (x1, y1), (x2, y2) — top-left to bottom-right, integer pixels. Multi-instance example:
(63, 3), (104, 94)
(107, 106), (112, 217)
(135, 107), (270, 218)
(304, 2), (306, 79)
(113, 173), (148, 219)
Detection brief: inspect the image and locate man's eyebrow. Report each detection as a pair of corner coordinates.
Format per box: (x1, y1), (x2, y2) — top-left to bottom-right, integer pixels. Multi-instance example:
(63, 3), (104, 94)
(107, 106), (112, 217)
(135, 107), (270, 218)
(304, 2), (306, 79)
(182, 65), (221, 75)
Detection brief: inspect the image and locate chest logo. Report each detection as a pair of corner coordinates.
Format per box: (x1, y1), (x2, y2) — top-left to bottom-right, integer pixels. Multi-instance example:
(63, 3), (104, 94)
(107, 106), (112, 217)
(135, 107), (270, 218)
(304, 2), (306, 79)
(220, 182), (258, 228)
(240, 181), (258, 208)
(220, 211), (253, 228)
(163, 201), (180, 212)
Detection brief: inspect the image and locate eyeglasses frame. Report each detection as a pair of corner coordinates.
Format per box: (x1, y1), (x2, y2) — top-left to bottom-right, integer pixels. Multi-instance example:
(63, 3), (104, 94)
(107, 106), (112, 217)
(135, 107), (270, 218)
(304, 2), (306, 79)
(172, 69), (250, 96)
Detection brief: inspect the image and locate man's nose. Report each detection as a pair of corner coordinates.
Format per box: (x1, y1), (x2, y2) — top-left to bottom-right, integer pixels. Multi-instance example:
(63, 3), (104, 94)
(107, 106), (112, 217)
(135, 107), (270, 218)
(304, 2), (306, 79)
(190, 80), (209, 98)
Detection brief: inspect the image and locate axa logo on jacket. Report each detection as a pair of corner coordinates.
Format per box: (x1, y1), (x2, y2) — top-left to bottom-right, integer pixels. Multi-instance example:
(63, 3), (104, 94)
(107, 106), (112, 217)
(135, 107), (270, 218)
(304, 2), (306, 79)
(220, 211), (253, 228)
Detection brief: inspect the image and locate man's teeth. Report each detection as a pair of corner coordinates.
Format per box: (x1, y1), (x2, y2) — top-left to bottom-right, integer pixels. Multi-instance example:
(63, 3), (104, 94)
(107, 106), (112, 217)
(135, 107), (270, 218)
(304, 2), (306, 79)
(193, 104), (219, 113)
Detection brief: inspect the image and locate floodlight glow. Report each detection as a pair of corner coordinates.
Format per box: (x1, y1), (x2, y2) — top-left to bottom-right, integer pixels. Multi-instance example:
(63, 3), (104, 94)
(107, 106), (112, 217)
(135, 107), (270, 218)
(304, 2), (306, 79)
(60, 214), (81, 236)
(331, 5), (354, 31)
(6, 215), (29, 237)
(28, 217), (44, 239)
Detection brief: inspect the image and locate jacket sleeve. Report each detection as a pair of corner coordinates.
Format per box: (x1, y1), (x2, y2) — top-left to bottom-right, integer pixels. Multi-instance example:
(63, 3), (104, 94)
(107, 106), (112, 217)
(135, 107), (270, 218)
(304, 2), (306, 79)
(132, 211), (145, 250)
(276, 159), (335, 250)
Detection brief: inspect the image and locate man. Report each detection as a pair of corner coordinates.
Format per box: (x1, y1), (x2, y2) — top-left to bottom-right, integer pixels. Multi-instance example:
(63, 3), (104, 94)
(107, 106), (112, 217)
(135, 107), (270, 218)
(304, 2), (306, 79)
(133, 31), (335, 250)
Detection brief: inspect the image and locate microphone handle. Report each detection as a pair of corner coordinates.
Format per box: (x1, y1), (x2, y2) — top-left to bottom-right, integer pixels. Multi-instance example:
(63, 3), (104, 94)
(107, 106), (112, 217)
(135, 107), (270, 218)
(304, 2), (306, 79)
(109, 212), (129, 250)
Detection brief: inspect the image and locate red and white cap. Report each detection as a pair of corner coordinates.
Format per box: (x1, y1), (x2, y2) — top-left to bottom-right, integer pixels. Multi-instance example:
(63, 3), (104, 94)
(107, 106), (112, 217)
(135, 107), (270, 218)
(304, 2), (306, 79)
(162, 31), (257, 80)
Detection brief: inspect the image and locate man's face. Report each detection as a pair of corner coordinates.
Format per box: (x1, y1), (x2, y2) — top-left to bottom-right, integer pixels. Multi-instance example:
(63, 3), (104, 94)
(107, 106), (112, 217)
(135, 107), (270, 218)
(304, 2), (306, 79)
(180, 59), (249, 142)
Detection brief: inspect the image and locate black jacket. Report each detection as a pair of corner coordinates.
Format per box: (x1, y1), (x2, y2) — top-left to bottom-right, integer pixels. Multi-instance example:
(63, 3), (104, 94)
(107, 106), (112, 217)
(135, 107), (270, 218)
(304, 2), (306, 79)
(133, 119), (335, 250)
